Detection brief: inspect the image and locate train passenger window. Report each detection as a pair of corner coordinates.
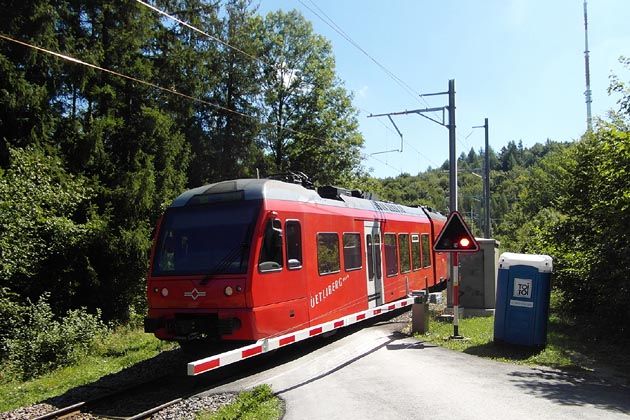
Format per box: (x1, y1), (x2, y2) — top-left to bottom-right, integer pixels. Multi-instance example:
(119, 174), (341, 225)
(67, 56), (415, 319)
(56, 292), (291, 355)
(421, 233), (431, 268)
(384, 233), (398, 277)
(317, 233), (340, 275)
(398, 234), (411, 273)
(286, 220), (302, 270)
(411, 234), (421, 271)
(343, 233), (362, 271)
(366, 234), (382, 280)
(259, 219), (283, 272)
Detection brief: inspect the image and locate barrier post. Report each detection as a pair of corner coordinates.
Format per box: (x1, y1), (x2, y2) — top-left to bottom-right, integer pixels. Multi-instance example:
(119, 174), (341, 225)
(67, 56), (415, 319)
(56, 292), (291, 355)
(411, 293), (429, 334)
(450, 252), (464, 339)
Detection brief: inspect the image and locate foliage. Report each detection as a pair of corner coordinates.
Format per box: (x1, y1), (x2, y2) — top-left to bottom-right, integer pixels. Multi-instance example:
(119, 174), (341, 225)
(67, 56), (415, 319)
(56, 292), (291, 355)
(0, 145), (106, 311)
(0, 325), (177, 412)
(420, 313), (630, 376)
(0, 0), (365, 329)
(376, 103), (630, 347)
(548, 122), (630, 340)
(0, 288), (26, 350)
(2, 293), (107, 380)
(494, 142), (575, 251)
(198, 385), (284, 420)
(0, 0), (629, 380)
(608, 55), (630, 116)
(255, 10), (363, 183)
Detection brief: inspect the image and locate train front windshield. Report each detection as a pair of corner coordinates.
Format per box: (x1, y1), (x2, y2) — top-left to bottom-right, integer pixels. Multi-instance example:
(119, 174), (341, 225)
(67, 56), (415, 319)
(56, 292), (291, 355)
(151, 201), (261, 277)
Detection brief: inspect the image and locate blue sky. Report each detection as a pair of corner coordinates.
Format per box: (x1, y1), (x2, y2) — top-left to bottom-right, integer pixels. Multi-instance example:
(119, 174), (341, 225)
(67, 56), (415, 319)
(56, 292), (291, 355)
(256, 0), (630, 178)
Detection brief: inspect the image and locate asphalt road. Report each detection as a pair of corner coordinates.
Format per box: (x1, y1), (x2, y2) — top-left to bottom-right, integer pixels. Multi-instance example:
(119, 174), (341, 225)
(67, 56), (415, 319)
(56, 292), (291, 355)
(208, 313), (630, 420)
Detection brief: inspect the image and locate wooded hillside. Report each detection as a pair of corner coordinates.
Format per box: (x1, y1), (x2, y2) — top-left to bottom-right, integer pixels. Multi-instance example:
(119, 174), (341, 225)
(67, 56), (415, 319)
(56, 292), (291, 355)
(1, 1), (629, 378)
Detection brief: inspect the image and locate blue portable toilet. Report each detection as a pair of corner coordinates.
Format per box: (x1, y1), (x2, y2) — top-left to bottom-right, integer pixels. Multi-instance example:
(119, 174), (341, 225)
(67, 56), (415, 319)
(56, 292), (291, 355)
(494, 252), (553, 346)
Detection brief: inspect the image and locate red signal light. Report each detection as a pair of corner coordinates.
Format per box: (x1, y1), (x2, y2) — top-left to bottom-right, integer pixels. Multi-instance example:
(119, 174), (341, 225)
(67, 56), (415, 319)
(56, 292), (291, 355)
(458, 237), (471, 248)
(433, 211), (479, 253)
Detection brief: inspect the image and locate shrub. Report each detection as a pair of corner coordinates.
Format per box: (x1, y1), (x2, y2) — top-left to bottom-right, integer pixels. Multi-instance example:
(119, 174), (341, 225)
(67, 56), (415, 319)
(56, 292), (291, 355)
(0, 288), (27, 358)
(3, 293), (108, 380)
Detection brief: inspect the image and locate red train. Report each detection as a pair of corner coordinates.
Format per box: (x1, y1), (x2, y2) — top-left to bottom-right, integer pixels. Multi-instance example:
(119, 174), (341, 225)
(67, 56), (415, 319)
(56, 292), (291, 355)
(144, 177), (449, 348)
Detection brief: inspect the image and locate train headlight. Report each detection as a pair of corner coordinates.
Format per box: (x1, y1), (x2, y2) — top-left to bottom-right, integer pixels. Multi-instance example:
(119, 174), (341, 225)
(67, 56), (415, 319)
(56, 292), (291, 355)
(224, 286), (234, 296)
(161, 288), (169, 297)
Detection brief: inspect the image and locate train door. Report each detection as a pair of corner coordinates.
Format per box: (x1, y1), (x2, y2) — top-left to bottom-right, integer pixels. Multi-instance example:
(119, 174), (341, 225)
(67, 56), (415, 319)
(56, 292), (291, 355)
(364, 221), (384, 308)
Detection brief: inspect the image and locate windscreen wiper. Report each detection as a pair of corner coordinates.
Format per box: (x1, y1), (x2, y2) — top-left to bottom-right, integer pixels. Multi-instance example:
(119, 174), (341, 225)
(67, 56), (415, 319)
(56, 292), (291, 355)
(199, 225), (252, 285)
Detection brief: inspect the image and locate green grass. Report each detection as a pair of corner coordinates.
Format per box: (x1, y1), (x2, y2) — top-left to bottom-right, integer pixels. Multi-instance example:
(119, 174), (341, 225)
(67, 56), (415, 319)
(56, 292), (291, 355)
(0, 325), (177, 412)
(196, 385), (284, 420)
(0, 325), (284, 419)
(418, 312), (630, 377)
(3, 312), (628, 419)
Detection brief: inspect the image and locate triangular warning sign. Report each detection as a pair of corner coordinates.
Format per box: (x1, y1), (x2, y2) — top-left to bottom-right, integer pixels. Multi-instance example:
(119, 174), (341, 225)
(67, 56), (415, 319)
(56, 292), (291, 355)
(433, 211), (479, 252)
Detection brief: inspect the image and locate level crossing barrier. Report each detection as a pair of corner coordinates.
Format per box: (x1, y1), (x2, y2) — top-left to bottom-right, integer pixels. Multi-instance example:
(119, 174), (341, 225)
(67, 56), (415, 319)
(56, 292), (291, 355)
(187, 296), (415, 375)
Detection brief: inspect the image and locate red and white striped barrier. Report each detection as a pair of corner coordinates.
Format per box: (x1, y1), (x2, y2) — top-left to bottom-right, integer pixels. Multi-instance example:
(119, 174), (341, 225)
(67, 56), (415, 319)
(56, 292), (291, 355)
(187, 296), (415, 376)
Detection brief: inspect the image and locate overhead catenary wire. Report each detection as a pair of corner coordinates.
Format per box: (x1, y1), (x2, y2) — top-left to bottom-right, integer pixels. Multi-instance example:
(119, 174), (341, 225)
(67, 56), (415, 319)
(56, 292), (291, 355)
(357, 106), (441, 169)
(363, 153), (403, 175)
(4, 0), (476, 178)
(136, 0), (273, 69)
(0, 33), (331, 146)
(299, 0), (422, 104)
(146, 0), (478, 174)
(299, 0), (456, 122)
(145, 0), (468, 175)
(134, 0), (371, 148)
(296, 1), (476, 173)
(140, 0), (468, 168)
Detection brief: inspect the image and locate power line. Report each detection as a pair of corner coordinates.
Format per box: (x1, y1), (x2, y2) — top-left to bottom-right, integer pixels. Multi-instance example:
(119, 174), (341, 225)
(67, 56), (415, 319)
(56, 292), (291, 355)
(136, 0), (273, 69)
(299, 0), (422, 104)
(0, 34), (238, 112)
(140, 1), (422, 176)
(144, 0), (458, 175)
(363, 153), (403, 175)
(358, 106), (441, 168)
(4, 1), (465, 178)
(402, 137), (442, 169)
(296, 1), (466, 174)
(136, 0), (379, 151)
(298, 0), (451, 118)
(0, 33), (331, 145)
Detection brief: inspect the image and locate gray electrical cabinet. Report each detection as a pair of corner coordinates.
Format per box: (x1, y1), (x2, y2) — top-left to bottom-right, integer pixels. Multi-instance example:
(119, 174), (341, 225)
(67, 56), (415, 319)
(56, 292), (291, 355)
(450, 238), (500, 316)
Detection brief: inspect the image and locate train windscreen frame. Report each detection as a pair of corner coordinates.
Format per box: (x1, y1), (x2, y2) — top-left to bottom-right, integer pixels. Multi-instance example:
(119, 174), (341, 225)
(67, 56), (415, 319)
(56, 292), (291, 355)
(151, 201), (261, 277)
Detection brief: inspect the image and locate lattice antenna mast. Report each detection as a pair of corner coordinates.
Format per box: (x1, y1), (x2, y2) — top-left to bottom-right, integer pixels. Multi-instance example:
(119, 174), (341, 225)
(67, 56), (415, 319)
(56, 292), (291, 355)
(584, 0), (593, 131)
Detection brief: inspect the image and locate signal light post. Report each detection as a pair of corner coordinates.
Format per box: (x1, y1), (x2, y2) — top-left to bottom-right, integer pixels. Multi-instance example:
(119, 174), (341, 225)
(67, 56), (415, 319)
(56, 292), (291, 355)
(433, 211), (479, 339)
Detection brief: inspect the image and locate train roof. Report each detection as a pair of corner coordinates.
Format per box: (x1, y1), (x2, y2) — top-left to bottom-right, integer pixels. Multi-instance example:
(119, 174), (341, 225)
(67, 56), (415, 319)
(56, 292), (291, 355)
(170, 178), (443, 219)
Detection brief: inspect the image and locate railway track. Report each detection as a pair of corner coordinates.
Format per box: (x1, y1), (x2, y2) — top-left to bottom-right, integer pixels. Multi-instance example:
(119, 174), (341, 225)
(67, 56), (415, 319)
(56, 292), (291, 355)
(26, 342), (286, 419)
(31, 374), (196, 420)
(22, 309), (412, 420)
(32, 398), (185, 420)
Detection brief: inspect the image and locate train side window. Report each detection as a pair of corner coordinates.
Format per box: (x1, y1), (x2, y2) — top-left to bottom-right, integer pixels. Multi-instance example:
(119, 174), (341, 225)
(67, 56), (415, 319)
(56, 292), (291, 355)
(411, 234), (421, 271)
(399, 233), (411, 273)
(317, 232), (340, 275)
(421, 233), (431, 268)
(259, 219), (283, 272)
(286, 220), (302, 270)
(384, 233), (398, 276)
(343, 232), (362, 271)
(366, 234), (374, 279)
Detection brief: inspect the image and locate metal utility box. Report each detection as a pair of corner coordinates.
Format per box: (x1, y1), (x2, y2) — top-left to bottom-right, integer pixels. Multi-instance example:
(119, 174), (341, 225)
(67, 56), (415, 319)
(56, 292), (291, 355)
(493, 252), (553, 346)
(458, 239), (500, 313)
(447, 238), (499, 316)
